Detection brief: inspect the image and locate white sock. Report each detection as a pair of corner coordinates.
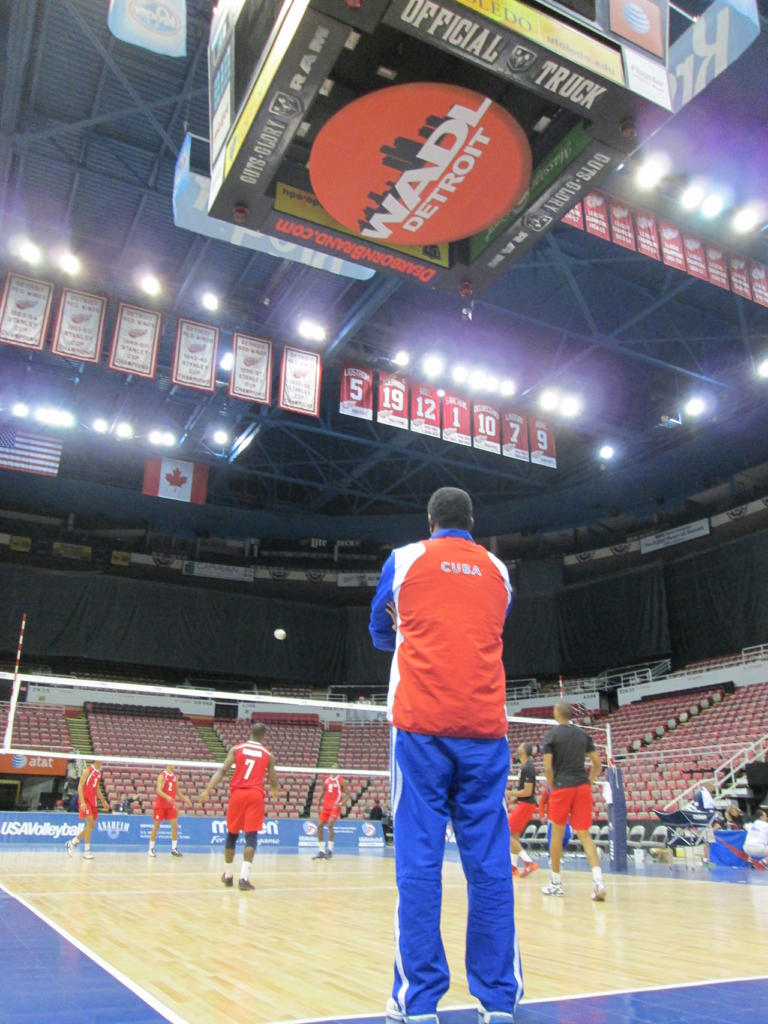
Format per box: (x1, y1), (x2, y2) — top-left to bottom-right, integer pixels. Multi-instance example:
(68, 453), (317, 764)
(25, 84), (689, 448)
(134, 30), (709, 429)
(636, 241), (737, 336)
(84, 843), (91, 852)
(520, 850), (533, 864)
(149, 842), (155, 851)
(591, 866), (603, 883)
(551, 871), (561, 883)
(240, 861), (251, 880)
(328, 840), (334, 852)
(510, 852), (519, 868)
(171, 840), (178, 851)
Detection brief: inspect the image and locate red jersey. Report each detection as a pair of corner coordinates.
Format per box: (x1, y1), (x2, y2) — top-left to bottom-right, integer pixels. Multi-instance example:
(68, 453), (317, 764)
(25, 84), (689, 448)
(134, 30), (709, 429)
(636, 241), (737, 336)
(158, 769), (178, 803)
(229, 741), (271, 791)
(322, 775), (343, 808)
(81, 764), (101, 803)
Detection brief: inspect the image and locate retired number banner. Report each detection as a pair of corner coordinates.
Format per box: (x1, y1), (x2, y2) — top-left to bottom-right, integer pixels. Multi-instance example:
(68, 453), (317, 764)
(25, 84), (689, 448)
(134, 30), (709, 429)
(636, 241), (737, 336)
(502, 411), (530, 462)
(377, 373), (408, 430)
(410, 382), (440, 437)
(278, 346), (322, 416)
(473, 402), (501, 454)
(530, 417), (557, 468)
(229, 333), (273, 404)
(442, 393), (471, 446)
(0, 273), (55, 351)
(51, 288), (107, 363)
(171, 318), (220, 392)
(339, 363), (373, 421)
(108, 302), (162, 378)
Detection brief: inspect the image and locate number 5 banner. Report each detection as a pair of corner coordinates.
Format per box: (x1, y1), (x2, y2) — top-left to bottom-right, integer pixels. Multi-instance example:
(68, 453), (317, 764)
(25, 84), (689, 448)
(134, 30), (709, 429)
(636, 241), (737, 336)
(340, 363), (373, 421)
(530, 417), (557, 468)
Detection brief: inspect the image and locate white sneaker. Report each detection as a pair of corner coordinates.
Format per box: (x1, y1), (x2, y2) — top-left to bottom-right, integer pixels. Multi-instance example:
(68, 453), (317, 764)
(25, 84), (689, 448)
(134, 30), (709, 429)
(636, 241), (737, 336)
(541, 880), (564, 897)
(148, 848), (156, 858)
(65, 840), (74, 857)
(592, 881), (607, 901)
(82, 851), (94, 860)
(478, 1009), (516, 1023)
(386, 997), (439, 1022)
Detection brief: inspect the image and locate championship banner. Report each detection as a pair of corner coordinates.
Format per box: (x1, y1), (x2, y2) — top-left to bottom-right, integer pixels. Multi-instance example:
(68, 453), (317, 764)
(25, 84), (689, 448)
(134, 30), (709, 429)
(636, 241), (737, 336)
(683, 235), (708, 281)
(608, 200), (635, 251)
(529, 417), (557, 468)
(442, 392), (471, 447)
(750, 263), (768, 307)
(634, 210), (661, 261)
(502, 410), (530, 462)
(278, 346), (322, 417)
(228, 333), (273, 404)
(50, 287), (107, 363)
(583, 192), (610, 240)
(142, 457), (209, 504)
(171, 318), (220, 392)
(108, 302), (162, 379)
(0, 273), (55, 351)
(658, 221), (686, 271)
(339, 363), (374, 421)
(472, 401), (501, 454)
(409, 382), (440, 437)
(729, 257), (752, 300)
(377, 373), (409, 430)
(561, 202), (583, 229)
(705, 245), (730, 291)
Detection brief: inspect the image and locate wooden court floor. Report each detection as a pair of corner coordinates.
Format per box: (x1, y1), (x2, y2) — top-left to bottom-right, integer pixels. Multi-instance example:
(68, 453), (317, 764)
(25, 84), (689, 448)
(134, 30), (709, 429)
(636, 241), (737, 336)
(1, 848), (767, 1024)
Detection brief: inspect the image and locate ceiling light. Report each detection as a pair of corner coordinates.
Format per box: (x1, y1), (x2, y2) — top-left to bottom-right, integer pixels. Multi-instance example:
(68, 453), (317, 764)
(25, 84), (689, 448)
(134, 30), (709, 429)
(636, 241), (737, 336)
(599, 444), (615, 460)
(680, 184), (705, 210)
(59, 251), (81, 275)
(451, 365), (468, 384)
(635, 155), (669, 190)
(436, 388), (445, 398)
(34, 407), (74, 428)
(201, 291), (220, 312)
(149, 430), (175, 446)
(468, 369), (485, 390)
(140, 273), (161, 297)
(500, 379), (516, 397)
(700, 194), (724, 219)
(485, 375), (499, 393)
(684, 396), (706, 417)
(19, 240), (42, 265)
(12, 402), (29, 418)
(213, 428), (229, 446)
(92, 418), (109, 434)
(422, 354), (444, 378)
(732, 204), (764, 234)
(219, 352), (234, 371)
(115, 421), (134, 439)
(297, 318), (326, 342)
(539, 388), (559, 411)
(560, 394), (582, 418)
(393, 350), (410, 367)
(757, 358), (768, 379)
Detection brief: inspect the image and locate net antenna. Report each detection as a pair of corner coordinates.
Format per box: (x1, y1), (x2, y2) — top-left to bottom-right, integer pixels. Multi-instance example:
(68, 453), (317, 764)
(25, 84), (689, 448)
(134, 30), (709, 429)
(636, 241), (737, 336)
(1, 613), (27, 753)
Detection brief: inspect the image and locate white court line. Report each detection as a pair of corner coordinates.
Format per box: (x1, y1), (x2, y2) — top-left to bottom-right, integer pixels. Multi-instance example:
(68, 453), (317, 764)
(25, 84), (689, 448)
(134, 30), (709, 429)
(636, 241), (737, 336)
(0, 880), (192, 1024)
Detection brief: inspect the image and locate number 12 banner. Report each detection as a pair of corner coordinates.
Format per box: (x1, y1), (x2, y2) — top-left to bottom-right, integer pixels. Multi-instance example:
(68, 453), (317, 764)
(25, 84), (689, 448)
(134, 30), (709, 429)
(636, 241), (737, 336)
(410, 382), (440, 437)
(340, 364), (373, 421)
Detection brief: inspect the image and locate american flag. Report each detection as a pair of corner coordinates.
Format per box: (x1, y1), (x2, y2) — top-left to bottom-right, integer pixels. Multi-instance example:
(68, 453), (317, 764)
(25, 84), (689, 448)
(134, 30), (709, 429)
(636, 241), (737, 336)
(0, 425), (62, 476)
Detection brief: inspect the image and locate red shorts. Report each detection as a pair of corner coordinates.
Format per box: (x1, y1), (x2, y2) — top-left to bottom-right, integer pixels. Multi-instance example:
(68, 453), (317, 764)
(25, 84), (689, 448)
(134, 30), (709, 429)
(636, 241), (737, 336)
(318, 804), (340, 825)
(153, 799), (178, 822)
(79, 800), (98, 821)
(548, 784), (593, 832)
(227, 788), (265, 834)
(508, 802), (536, 835)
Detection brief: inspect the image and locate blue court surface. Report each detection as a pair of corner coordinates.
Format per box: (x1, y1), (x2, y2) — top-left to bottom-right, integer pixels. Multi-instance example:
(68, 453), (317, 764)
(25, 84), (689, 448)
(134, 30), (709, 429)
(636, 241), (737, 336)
(2, 863), (767, 1024)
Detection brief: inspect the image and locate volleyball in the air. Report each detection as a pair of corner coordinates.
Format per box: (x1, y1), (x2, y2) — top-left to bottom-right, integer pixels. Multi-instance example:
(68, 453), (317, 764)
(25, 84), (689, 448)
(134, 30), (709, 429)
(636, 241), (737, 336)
(274, 628), (287, 641)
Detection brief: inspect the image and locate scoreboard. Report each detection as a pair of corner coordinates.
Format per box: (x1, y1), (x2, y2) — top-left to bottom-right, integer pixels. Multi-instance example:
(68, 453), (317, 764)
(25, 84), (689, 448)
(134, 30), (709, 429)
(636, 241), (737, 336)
(206, 0), (759, 293)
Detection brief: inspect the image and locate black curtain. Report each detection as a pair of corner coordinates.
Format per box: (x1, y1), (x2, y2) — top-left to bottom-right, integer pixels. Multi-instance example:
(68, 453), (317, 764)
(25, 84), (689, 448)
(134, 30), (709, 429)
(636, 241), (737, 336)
(557, 563), (670, 673)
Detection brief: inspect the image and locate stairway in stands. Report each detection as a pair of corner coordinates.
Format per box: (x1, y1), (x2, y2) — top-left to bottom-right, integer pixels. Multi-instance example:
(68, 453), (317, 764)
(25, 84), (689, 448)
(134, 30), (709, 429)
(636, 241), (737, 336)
(65, 712), (108, 806)
(316, 727), (341, 768)
(196, 724), (227, 762)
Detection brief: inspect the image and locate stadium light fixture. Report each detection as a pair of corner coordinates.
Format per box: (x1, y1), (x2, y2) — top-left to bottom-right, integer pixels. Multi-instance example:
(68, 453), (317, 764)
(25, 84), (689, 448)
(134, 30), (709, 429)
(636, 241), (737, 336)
(140, 273), (161, 297)
(757, 358), (768, 379)
(393, 350), (410, 367)
(599, 444), (615, 460)
(732, 203), (764, 234)
(684, 396), (706, 417)
(219, 352), (234, 371)
(19, 240), (42, 265)
(701, 193), (724, 219)
(680, 183), (706, 211)
(12, 402), (29, 418)
(149, 429), (176, 446)
(500, 379), (516, 397)
(34, 407), (74, 428)
(451, 364), (468, 384)
(635, 155), (669, 190)
(422, 353), (444, 378)
(201, 291), (220, 312)
(115, 421), (134, 439)
(560, 394), (582, 418)
(59, 251), (81, 275)
(539, 388), (559, 411)
(212, 428), (229, 446)
(92, 418), (109, 434)
(297, 318), (327, 343)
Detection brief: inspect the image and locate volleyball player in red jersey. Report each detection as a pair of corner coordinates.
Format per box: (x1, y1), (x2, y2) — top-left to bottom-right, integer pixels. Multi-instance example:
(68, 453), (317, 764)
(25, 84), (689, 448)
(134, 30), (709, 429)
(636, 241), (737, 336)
(312, 767), (349, 860)
(148, 764), (192, 858)
(200, 722), (278, 890)
(65, 760), (110, 859)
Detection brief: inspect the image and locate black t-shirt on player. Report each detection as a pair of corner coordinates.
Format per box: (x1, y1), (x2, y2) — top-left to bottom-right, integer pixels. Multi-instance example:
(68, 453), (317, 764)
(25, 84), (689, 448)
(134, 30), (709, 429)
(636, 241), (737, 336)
(541, 723), (595, 789)
(517, 759), (537, 804)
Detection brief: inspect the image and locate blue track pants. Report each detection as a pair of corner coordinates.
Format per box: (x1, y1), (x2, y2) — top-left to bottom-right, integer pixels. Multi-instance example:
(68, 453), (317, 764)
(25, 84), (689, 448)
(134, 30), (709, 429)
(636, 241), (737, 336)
(390, 728), (523, 1015)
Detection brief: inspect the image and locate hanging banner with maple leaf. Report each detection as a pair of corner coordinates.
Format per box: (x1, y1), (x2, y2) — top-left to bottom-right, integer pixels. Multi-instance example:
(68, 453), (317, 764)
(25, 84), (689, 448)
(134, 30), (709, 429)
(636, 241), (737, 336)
(142, 457), (209, 504)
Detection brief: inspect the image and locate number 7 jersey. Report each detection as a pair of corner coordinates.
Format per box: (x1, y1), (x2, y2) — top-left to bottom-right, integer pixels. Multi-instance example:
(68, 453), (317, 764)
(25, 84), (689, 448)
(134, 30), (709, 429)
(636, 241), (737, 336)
(230, 741), (272, 791)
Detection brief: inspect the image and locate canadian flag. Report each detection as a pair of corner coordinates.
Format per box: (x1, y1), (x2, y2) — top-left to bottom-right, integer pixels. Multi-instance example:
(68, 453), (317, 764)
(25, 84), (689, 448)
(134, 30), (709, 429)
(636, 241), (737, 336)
(142, 457), (208, 504)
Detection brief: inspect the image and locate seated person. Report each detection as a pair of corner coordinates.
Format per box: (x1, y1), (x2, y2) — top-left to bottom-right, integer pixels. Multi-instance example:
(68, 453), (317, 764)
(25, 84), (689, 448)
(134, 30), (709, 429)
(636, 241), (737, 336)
(722, 803), (744, 830)
(694, 781), (716, 812)
(743, 805), (768, 866)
